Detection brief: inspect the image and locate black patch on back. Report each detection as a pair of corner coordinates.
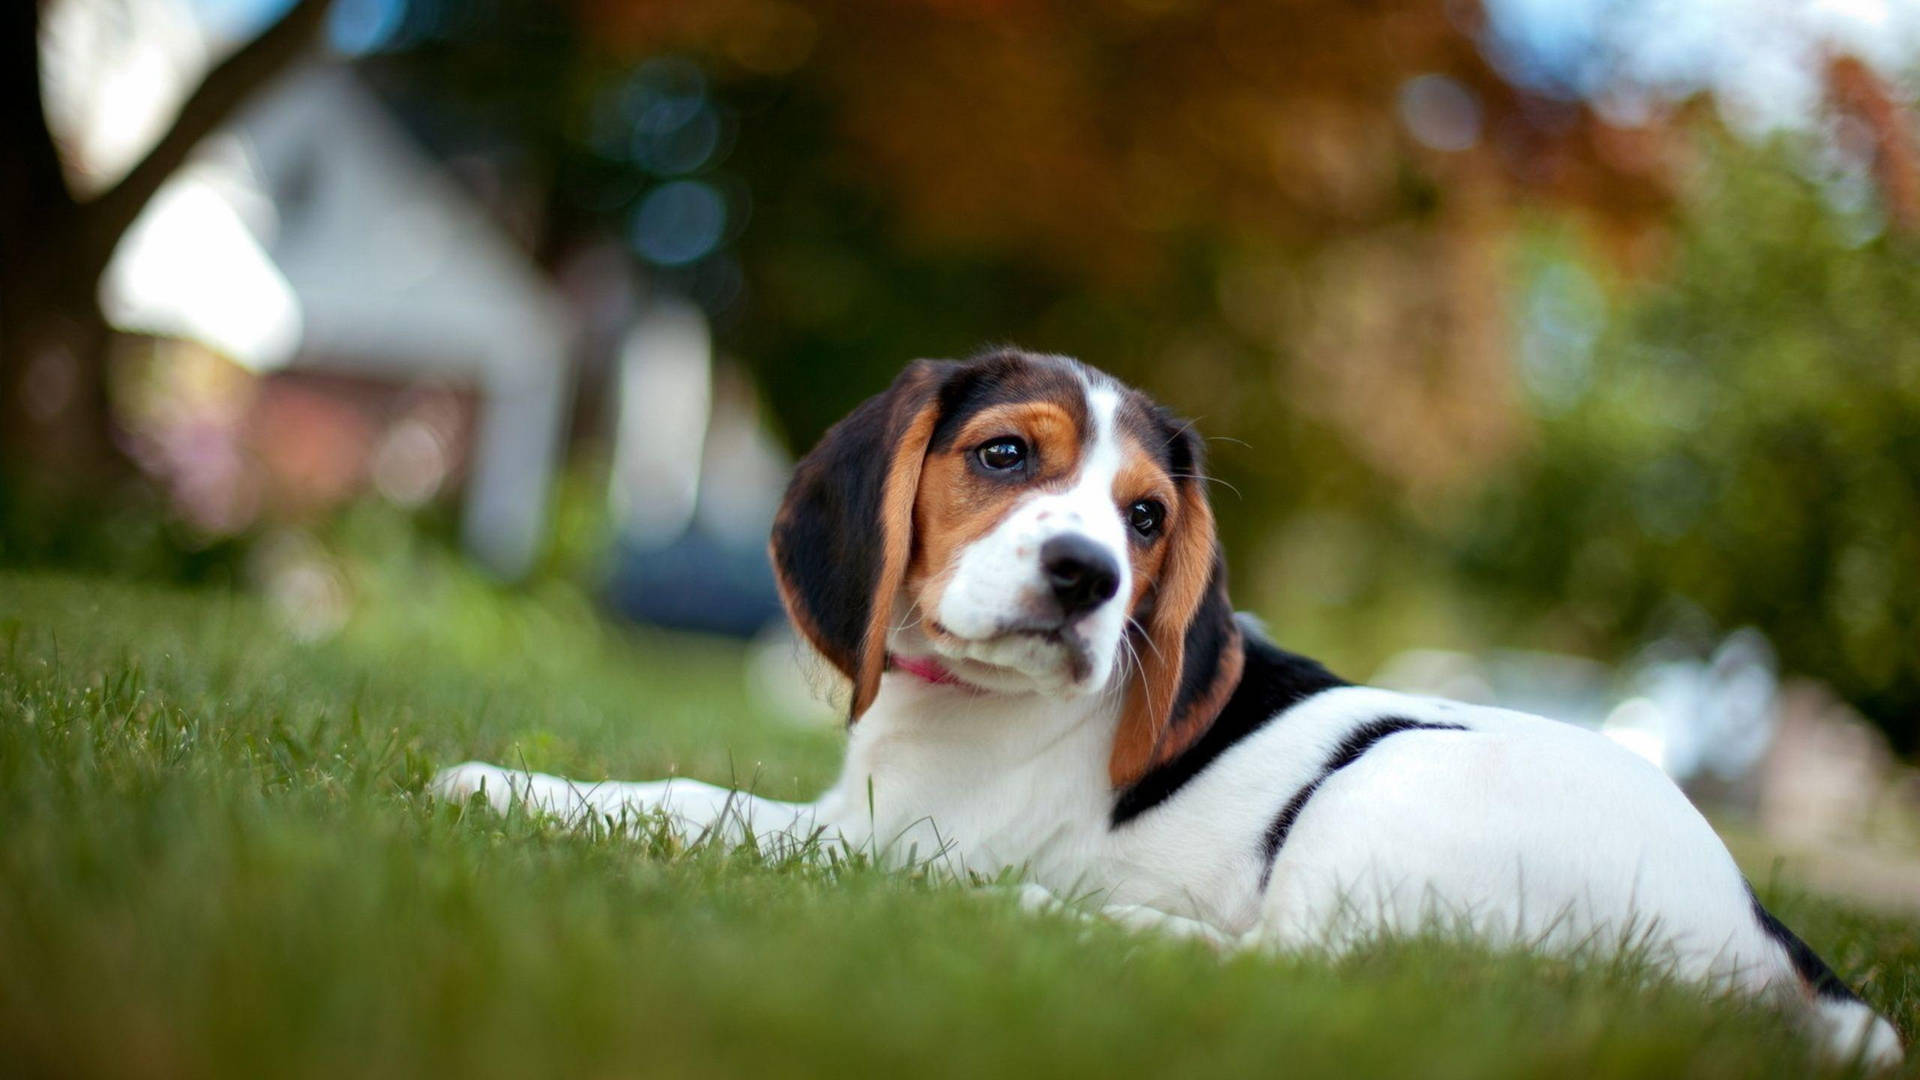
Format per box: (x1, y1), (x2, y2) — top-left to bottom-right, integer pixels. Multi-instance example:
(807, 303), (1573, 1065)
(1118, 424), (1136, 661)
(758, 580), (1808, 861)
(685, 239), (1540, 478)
(1111, 629), (1348, 825)
(1257, 716), (1469, 889)
(1747, 884), (1865, 1003)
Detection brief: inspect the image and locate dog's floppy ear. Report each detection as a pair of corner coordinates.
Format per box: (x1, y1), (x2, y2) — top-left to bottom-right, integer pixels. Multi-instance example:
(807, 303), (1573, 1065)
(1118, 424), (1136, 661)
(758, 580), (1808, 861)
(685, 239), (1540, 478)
(771, 360), (952, 721)
(1110, 420), (1244, 788)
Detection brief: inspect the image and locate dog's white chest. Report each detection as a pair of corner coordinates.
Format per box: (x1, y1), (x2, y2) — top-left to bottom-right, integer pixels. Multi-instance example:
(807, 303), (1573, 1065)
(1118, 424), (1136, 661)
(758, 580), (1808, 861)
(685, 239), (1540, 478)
(819, 677), (1123, 882)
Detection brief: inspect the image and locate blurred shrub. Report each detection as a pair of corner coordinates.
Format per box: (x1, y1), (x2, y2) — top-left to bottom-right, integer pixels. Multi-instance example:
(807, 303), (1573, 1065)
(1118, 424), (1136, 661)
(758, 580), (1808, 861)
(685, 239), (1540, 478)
(0, 478), (246, 584)
(1448, 132), (1920, 751)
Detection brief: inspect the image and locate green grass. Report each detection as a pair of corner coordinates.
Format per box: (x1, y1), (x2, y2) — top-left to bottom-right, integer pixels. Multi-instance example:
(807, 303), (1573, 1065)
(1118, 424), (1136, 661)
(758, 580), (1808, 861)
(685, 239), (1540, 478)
(1, 569), (1915, 1078)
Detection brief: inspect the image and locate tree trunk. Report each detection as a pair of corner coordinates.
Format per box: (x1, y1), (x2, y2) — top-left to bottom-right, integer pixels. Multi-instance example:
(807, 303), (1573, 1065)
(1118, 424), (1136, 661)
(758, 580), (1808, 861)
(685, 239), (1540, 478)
(0, 274), (119, 489)
(0, 0), (333, 494)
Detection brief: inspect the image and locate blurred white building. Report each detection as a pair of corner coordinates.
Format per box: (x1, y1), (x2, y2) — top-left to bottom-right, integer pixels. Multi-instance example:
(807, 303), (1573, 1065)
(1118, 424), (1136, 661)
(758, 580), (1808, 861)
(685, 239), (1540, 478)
(44, 0), (576, 577)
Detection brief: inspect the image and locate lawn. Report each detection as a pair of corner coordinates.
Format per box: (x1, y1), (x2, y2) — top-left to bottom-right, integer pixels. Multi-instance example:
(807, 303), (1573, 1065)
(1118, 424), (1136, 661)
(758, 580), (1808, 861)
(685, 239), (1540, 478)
(1, 569), (1915, 1078)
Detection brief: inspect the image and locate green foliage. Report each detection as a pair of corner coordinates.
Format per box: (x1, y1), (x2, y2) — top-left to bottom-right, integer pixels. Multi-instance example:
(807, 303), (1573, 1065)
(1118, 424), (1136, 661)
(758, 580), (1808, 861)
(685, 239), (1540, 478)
(1, 571), (1914, 1077)
(1450, 133), (1920, 750)
(0, 476), (246, 583)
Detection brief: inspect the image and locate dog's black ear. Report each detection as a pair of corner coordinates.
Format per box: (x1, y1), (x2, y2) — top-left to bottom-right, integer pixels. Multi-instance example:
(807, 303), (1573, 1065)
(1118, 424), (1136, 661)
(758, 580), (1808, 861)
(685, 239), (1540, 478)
(770, 360), (954, 720)
(1111, 416), (1244, 788)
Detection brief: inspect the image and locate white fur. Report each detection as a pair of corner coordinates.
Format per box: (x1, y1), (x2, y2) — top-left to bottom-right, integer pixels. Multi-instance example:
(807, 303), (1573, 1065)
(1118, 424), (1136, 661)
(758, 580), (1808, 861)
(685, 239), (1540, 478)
(434, 373), (1903, 1070)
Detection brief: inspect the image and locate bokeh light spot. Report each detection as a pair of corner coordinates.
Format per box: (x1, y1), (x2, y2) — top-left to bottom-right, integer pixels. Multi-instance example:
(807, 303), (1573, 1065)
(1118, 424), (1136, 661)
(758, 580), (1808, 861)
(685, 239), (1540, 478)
(630, 181), (727, 266)
(1397, 74), (1483, 152)
(328, 0), (406, 55)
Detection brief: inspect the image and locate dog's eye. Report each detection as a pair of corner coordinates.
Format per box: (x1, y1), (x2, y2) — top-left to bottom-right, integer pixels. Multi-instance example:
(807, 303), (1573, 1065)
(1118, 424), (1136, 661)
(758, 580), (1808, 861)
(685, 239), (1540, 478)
(1127, 499), (1165, 539)
(977, 437), (1028, 471)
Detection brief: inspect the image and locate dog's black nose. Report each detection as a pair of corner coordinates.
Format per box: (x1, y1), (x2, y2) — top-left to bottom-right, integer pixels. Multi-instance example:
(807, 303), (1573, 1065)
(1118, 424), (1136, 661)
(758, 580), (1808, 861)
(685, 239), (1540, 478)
(1040, 534), (1121, 618)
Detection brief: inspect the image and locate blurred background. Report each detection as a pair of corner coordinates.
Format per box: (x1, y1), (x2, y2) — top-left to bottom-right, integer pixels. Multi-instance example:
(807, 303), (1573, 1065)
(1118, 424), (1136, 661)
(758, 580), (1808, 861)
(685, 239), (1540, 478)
(3, 0), (1918, 899)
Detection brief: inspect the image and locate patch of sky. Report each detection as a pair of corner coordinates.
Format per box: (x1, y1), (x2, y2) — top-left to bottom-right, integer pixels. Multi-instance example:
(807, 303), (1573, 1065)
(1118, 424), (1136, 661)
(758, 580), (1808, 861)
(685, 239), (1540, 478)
(1478, 0), (1920, 134)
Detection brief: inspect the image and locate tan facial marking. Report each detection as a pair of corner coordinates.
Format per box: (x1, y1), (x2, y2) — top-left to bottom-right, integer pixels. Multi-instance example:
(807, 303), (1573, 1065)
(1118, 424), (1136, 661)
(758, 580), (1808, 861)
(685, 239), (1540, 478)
(1110, 463), (1235, 788)
(906, 400), (1085, 625)
(1111, 444), (1177, 610)
(854, 397), (943, 715)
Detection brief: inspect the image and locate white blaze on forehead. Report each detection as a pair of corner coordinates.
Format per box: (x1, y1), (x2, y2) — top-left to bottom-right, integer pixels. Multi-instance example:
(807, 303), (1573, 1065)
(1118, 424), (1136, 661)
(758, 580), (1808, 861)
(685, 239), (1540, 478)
(1063, 376), (1127, 536)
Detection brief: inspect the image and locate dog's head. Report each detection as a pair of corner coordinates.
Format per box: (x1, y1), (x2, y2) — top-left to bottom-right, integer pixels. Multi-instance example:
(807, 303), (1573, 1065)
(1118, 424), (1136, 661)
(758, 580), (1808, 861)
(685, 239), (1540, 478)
(770, 349), (1243, 788)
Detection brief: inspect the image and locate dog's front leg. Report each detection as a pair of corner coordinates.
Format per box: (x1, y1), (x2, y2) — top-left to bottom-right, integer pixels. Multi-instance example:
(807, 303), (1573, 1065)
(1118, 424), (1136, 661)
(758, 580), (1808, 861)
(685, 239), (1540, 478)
(432, 761), (827, 852)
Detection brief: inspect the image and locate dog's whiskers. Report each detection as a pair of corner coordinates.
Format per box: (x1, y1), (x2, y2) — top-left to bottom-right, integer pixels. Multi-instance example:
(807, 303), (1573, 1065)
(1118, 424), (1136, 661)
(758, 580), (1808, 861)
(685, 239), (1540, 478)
(1115, 630), (1145, 683)
(889, 605), (926, 637)
(1168, 473), (1241, 499)
(1127, 616), (1166, 664)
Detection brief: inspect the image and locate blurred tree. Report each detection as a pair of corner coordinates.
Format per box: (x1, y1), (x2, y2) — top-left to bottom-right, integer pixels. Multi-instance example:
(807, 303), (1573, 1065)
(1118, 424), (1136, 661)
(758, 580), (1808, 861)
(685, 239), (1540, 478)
(0, 0), (331, 487)
(18, 0), (1913, 741)
(1448, 132), (1920, 751)
(572, 0), (1679, 481)
(367, 0), (1679, 498)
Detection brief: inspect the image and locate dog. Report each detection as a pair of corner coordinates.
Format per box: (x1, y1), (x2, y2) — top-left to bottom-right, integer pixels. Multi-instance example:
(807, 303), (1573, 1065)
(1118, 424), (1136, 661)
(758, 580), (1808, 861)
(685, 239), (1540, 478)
(437, 348), (1902, 1067)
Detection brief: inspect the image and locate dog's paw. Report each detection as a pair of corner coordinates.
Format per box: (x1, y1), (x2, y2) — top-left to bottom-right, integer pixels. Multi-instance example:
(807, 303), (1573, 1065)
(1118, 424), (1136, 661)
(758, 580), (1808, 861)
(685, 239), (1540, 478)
(430, 761), (519, 811)
(1012, 882), (1068, 914)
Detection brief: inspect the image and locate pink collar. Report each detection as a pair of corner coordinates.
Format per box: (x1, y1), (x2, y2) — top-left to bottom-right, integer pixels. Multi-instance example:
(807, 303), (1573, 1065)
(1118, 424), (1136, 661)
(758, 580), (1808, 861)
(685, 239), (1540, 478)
(889, 653), (968, 688)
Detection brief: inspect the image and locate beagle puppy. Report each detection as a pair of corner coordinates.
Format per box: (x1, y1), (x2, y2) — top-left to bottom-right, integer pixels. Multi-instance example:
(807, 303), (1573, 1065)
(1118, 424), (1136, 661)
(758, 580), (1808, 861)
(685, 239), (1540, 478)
(437, 349), (1901, 1067)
